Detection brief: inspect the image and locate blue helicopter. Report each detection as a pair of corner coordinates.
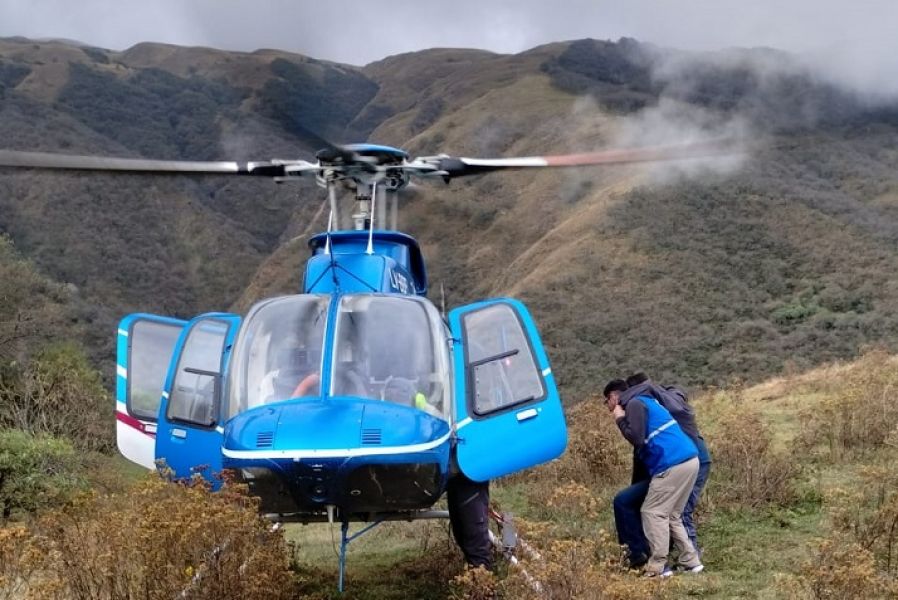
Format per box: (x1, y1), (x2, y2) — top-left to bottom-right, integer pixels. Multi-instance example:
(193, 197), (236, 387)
(0, 139), (728, 587)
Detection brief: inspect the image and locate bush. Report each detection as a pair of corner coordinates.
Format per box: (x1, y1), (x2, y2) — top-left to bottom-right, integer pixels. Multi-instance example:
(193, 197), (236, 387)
(782, 537), (897, 599)
(827, 464), (898, 577)
(0, 429), (86, 522)
(0, 236), (69, 363)
(798, 351), (898, 458)
(0, 525), (43, 600)
(449, 566), (499, 600)
(547, 399), (628, 485)
(0, 343), (113, 453)
(704, 400), (798, 509)
(496, 523), (675, 600)
(3, 474), (294, 599)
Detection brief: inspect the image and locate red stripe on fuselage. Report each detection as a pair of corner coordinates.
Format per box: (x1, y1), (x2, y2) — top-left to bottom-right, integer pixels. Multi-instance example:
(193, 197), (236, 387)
(116, 410), (156, 438)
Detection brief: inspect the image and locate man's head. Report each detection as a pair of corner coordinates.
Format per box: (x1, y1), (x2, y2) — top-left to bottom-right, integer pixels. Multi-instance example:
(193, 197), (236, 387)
(603, 379), (628, 409)
(626, 372), (649, 387)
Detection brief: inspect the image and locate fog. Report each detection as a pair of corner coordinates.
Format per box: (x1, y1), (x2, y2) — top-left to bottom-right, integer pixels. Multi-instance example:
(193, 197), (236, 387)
(2, 0), (897, 98)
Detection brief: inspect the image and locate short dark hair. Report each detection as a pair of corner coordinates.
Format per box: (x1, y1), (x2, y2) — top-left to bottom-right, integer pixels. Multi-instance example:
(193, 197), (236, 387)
(626, 372), (649, 386)
(603, 379), (628, 398)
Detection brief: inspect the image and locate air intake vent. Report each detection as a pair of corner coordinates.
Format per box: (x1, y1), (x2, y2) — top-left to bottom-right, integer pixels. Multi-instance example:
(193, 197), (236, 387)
(361, 429), (382, 445)
(256, 431), (274, 448)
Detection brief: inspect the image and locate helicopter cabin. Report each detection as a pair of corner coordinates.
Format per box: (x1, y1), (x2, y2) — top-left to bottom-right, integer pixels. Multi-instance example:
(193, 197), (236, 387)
(115, 292), (566, 519)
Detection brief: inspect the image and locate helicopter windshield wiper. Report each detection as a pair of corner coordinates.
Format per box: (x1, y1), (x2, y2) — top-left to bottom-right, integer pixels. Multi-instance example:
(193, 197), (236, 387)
(469, 348), (519, 369)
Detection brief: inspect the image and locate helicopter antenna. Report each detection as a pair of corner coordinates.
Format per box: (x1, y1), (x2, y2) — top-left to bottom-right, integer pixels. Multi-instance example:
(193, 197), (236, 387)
(366, 180), (377, 255)
(324, 210), (333, 255)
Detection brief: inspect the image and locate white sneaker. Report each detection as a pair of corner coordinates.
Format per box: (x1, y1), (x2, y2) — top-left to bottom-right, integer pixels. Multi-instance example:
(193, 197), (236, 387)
(680, 564), (704, 574)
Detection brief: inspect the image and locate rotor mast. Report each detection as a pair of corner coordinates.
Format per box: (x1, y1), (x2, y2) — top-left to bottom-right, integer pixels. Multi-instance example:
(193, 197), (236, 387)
(317, 166), (407, 232)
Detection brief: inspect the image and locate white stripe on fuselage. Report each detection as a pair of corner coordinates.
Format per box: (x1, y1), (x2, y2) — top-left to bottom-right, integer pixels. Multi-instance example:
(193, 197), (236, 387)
(455, 417), (473, 431)
(221, 432), (451, 461)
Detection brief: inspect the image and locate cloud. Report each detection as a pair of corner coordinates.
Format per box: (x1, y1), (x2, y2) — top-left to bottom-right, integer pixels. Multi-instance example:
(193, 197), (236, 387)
(2, 0), (897, 101)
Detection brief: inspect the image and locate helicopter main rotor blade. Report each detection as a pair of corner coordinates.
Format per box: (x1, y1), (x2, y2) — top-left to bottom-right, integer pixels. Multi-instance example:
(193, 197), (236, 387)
(0, 149), (318, 177)
(421, 140), (744, 179)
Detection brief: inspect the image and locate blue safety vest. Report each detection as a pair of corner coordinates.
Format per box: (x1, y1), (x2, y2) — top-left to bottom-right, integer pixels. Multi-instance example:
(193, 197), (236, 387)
(637, 395), (698, 476)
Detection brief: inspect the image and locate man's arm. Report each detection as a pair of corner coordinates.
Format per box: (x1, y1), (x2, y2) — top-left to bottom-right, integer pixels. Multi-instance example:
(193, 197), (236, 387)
(615, 399), (647, 450)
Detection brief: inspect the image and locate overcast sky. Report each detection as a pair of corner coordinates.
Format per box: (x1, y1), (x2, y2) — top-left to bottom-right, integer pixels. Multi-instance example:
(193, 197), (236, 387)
(1, 0), (895, 94)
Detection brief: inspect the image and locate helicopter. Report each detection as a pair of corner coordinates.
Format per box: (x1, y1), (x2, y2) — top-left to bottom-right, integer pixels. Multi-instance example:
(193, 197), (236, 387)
(0, 137), (731, 589)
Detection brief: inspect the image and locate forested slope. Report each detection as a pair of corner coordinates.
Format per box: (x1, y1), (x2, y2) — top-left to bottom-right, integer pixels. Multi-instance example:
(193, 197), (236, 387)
(2, 36), (898, 399)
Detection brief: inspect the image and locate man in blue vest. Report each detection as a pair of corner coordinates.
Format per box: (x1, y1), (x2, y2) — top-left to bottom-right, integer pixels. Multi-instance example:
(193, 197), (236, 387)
(606, 379), (704, 576)
(620, 374), (712, 554)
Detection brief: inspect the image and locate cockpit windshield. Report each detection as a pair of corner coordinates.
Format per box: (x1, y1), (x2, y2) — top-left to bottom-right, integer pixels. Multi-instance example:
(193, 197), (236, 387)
(330, 295), (450, 420)
(226, 294), (451, 422)
(227, 295), (330, 417)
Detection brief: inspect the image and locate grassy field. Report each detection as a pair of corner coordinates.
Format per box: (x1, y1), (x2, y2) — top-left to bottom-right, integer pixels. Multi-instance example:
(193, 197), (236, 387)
(4, 353), (897, 599)
(286, 353), (898, 599)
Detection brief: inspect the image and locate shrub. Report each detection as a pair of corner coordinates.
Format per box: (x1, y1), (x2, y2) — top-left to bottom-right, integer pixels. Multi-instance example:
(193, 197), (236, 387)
(550, 399), (628, 485)
(782, 537), (897, 599)
(704, 401), (798, 509)
(798, 351), (898, 458)
(0, 525), (43, 600)
(497, 524), (675, 600)
(0, 429), (85, 522)
(449, 566), (499, 600)
(5, 474), (294, 600)
(827, 464), (898, 576)
(0, 343), (113, 453)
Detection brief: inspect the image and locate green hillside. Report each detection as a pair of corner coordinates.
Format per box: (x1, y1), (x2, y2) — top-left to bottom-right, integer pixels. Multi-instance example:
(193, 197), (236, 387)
(2, 35), (898, 398)
(3, 34), (898, 600)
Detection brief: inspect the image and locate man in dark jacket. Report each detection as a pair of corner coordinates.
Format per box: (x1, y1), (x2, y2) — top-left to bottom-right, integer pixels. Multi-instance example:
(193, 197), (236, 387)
(605, 379), (652, 568)
(610, 373), (712, 560)
(607, 378), (703, 576)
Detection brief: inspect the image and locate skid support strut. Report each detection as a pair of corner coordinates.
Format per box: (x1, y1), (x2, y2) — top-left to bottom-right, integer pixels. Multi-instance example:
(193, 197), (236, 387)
(337, 518), (384, 593)
(489, 508), (544, 595)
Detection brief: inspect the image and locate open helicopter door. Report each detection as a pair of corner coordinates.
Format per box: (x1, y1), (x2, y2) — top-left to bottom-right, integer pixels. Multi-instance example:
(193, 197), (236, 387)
(449, 299), (567, 482)
(116, 314), (188, 469)
(155, 314), (241, 485)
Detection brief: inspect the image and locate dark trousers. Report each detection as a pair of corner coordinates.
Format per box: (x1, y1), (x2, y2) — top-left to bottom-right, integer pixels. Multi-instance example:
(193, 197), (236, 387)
(614, 461), (711, 564)
(613, 479), (651, 565)
(447, 474), (493, 569)
(682, 461), (711, 551)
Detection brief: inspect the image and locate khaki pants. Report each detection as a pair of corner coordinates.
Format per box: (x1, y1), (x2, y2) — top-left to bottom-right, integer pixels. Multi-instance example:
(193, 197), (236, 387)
(641, 457), (701, 574)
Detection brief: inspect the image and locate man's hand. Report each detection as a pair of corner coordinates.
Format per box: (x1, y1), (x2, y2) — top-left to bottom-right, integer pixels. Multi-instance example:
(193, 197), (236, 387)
(612, 405), (626, 420)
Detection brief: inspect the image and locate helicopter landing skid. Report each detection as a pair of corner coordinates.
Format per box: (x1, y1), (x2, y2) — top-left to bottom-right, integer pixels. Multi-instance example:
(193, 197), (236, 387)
(489, 509), (544, 595)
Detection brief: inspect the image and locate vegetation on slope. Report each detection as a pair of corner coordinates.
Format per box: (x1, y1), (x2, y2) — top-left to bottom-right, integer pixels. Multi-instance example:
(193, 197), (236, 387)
(2, 351), (887, 598)
(1, 35), (898, 598)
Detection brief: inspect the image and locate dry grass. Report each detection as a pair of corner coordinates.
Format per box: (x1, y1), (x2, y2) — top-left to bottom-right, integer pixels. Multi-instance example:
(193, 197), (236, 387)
(797, 350), (898, 459)
(2, 474), (294, 600)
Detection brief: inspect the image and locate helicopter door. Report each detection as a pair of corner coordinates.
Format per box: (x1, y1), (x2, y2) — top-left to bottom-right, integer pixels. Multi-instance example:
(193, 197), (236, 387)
(116, 314), (187, 469)
(449, 299), (567, 482)
(155, 314), (241, 484)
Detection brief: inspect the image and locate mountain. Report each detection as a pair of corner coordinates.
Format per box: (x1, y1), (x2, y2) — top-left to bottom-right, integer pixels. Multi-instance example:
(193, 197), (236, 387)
(1, 36), (898, 399)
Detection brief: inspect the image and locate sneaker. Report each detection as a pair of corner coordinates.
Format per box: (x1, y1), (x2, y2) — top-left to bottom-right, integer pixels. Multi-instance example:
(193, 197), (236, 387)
(644, 566), (674, 578)
(677, 564), (704, 574)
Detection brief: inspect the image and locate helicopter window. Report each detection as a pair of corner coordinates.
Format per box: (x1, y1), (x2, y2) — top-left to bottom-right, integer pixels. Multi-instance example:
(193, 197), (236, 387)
(168, 319), (230, 427)
(331, 295), (450, 420)
(227, 295), (330, 417)
(127, 320), (183, 421)
(463, 303), (545, 416)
